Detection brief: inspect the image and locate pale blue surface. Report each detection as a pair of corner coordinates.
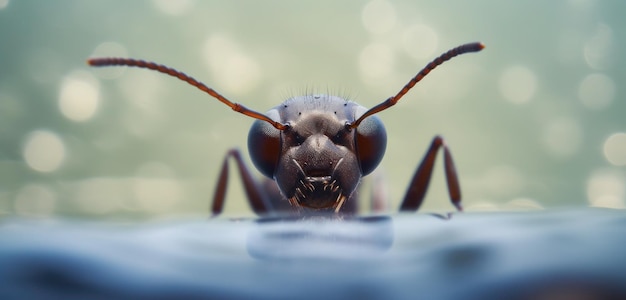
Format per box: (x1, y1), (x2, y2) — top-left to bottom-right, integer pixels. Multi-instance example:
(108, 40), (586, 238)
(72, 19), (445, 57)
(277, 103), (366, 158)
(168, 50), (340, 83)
(1, 209), (625, 299)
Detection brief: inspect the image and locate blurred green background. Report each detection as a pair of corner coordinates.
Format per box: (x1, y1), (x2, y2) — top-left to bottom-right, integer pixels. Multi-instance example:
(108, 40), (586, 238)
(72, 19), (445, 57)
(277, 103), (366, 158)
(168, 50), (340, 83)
(0, 0), (624, 218)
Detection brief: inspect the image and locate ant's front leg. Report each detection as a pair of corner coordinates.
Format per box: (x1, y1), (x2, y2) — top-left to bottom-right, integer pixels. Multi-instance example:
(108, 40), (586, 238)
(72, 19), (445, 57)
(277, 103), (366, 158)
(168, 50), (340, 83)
(211, 148), (281, 217)
(399, 135), (462, 212)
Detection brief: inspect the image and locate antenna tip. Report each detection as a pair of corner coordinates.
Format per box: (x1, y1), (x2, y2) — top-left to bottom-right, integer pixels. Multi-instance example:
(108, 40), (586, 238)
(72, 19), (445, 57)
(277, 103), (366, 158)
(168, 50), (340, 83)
(459, 42), (485, 54)
(87, 58), (116, 67)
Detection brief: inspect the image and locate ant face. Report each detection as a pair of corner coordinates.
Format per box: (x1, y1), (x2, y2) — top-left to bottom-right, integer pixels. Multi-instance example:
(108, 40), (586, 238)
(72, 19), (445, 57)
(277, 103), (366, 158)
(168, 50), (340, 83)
(248, 95), (386, 211)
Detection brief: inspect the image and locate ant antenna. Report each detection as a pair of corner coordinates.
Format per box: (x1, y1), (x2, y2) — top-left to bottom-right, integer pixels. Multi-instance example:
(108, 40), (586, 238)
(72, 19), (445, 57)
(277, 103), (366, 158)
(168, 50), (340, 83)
(87, 58), (288, 130)
(348, 42), (484, 129)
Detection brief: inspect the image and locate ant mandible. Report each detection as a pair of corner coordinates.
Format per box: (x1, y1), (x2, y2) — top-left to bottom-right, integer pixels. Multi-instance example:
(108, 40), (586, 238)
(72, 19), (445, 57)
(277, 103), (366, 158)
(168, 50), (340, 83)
(88, 42), (484, 217)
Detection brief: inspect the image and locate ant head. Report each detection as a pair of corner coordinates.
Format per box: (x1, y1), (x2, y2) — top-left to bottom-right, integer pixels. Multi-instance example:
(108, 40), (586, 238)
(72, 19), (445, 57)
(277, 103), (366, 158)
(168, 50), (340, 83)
(247, 95), (387, 212)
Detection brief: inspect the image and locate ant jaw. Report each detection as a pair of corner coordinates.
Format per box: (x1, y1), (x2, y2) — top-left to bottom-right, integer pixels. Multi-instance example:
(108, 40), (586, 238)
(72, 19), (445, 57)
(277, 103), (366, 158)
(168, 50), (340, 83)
(288, 194), (349, 214)
(289, 176), (346, 211)
(334, 195), (347, 213)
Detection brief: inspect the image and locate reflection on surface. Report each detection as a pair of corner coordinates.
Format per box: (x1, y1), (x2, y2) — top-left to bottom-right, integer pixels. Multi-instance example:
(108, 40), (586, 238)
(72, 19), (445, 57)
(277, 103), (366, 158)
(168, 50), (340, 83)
(247, 215), (393, 260)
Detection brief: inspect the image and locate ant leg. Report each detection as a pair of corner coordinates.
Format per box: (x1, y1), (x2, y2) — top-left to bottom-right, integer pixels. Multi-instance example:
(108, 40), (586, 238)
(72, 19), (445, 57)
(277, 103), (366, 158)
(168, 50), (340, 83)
(211, 148), (274, 217)
(399, 135), (462, 212)
(371, 172), (389, 213)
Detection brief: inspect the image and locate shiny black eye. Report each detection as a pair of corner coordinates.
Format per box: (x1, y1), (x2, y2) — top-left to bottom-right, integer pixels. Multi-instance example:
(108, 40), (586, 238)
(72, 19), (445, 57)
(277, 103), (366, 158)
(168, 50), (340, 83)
(355, 115), (387, 175)
(248, 120), (281, 178)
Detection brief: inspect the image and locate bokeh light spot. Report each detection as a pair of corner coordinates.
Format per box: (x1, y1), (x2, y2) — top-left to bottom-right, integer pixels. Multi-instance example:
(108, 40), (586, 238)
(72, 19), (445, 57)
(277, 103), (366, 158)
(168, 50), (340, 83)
(136, 161), (176, 178)
(578, 73), (615, 110)
(14, 184), (56, 217)
(361, 0), (397, 35)
(482, 165), (524, 198)
(587, 169), (625, 209)
(152, 0), (195, 16)
(116, 69), (165, 138)
(59, 70), (100, 122)
(118, 69), (163, 111)
(584, 23), (613, 70)
(133, 178), (183, 213)
(23, 130), (66, 173)
(603, 132), (626, 166)
(499, 65), (537, 104)
(0, 0), (9, 10)
(402, 24), (438, 61)
(203, 34), (261, 95)
(542, 116), (583, 158)
(75, 178), (127, 215)
(359, 43), (395, 82)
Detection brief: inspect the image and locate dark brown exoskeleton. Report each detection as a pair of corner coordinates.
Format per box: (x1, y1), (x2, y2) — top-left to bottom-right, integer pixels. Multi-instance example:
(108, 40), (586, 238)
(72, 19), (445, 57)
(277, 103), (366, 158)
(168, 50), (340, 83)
(88, 42), (484, 216)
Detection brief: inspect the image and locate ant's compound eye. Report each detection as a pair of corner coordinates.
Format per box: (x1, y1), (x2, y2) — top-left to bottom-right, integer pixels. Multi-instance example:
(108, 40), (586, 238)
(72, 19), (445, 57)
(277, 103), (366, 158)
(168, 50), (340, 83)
(248, 120), (281, 178)
(355, 115), (387, 175)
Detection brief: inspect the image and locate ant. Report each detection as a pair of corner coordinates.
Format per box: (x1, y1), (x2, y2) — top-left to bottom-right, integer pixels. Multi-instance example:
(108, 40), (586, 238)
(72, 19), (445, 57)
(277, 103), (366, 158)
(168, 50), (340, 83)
(88, 42), (484, 217)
